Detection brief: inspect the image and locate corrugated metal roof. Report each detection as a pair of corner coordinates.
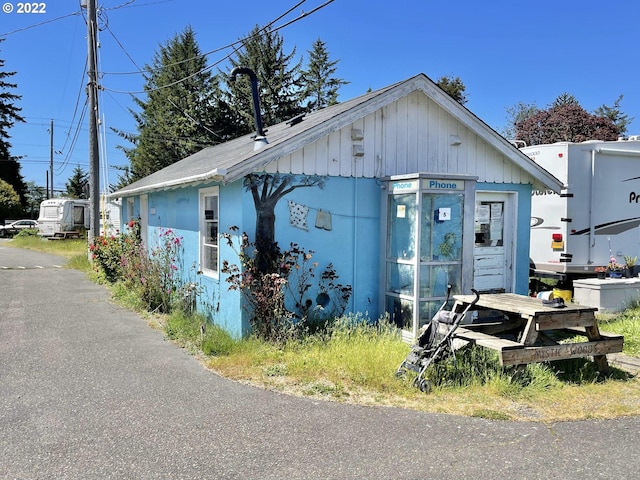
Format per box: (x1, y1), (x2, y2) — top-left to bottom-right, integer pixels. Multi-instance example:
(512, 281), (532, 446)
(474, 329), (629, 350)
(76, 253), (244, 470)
(112, 74), (562, 197)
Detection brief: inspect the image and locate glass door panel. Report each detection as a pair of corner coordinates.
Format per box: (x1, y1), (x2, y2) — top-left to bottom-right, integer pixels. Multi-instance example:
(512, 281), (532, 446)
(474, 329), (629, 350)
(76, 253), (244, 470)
(387, 194), (417, 260)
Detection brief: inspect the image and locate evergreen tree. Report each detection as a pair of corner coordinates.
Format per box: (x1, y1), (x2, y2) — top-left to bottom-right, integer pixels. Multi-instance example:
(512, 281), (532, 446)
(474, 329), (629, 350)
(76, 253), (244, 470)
(436, 75), (468, 105)
(116, 27), (232, 183)
(552, 92), (579, 107)
(300, 38), (348, 112)
(595, 95), (634, 136)
(0, 40), (26, 207)
(65, 165), (89, 198)
(224, 25), (304, 134)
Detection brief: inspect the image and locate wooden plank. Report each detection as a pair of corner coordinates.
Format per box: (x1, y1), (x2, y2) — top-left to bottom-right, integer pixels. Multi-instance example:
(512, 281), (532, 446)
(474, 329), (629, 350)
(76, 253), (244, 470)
(454, 293), (598, 316)
(562, 327), (624, 341)
(536, 311), (596, 330)
(500, 338), (624, 366)
(520, 318), (539, 345)
(454, 327), (522, 350)
(462, 320), (527, 335)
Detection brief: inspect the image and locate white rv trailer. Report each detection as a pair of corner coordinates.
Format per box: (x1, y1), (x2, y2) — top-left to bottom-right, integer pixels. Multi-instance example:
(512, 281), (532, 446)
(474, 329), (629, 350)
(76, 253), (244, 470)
(37, 198), (90, 237)
(523, 138), (640, 280)
(100, 197), (121, 236)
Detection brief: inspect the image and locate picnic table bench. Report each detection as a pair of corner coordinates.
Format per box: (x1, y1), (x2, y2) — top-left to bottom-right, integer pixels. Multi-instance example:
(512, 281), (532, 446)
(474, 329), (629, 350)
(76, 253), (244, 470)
(48, 231), (81, 240)
(450, 293), (623, 373)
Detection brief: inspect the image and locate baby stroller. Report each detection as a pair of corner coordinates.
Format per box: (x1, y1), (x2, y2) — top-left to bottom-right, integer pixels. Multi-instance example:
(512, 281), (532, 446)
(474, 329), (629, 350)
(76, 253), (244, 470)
(396, 285), (480, 393)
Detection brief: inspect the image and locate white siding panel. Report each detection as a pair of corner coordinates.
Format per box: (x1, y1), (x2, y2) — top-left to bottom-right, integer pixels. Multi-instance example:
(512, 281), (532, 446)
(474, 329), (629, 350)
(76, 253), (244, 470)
(396, 95), (409, 175)
(327, 130), (342, 176)
(315, 135), (329, 176)
(339, 125), (352, 177)
(276, 151), (291, 174)
(303, 143), (315, 175)
(374, 109), (385, 177)
(362, 112), (377, 177)
(426, 99), (439, 169)
(436, 108), (448, 173)
(290, 148), (304, 175)
(264, 159), (278, 173)
(407, 92), (419, 173)
(352, 118), (365, 178)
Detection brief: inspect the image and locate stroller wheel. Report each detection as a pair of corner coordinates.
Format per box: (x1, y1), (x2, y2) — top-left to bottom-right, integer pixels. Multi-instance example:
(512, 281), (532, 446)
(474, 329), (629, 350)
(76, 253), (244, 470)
(418, 378), (432, 394)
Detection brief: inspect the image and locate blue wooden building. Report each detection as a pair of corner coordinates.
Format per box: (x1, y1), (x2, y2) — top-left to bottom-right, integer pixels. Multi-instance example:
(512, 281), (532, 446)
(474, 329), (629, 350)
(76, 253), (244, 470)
(112, 73), (562, 340)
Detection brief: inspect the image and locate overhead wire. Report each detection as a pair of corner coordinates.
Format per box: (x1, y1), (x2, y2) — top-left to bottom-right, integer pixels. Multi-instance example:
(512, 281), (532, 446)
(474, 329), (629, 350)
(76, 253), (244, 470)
(101, 0), (307, 77)
(100, 0), (335, 95)
(0, 10), (81, 37)
(58, 57), (90, 156)
(55, 100), (88, 175)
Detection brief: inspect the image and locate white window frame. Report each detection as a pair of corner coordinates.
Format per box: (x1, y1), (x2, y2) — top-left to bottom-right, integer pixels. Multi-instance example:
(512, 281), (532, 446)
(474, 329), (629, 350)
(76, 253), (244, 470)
(199, 186), (220, 278)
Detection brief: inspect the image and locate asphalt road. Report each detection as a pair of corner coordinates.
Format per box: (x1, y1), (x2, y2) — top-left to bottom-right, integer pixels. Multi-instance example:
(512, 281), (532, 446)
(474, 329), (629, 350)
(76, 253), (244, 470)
(1, 243), (639, 480)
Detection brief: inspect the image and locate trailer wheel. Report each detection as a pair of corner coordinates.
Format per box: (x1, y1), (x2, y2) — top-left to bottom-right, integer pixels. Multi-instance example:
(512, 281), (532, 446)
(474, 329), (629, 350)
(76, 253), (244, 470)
(418, 378), (432, 394)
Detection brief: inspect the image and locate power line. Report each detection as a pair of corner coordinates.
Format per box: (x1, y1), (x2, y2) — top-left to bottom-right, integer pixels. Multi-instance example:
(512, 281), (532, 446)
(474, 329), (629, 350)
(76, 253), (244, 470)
(100, 0), (335, 95)
(101, 0), (308, 76)
(0, 11), (81, 37)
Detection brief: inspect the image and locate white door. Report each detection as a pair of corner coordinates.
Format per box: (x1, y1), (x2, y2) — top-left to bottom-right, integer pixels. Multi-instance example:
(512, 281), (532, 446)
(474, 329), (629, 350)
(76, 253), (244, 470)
(473, 192), (515, 293)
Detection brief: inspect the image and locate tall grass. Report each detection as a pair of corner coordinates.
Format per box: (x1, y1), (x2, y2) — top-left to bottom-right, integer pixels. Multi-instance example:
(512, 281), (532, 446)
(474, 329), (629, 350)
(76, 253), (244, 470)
(598, 312), (640, 357)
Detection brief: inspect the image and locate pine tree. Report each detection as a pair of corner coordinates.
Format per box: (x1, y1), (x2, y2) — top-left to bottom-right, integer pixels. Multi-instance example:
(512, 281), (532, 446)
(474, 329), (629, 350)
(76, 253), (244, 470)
(300, 38), (348, 112)
(65, 165), (89, 198)
(436, 75), (468, 105)
(595, 95), (634, 136)
(0, 39), (27, 208)
(117, 27), (232, 183)
(225, 25), (304, 134)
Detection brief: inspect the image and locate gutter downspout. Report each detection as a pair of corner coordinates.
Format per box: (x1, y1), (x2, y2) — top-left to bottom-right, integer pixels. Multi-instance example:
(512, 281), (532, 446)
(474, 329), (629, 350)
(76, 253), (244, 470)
(229, 67), (268, 150)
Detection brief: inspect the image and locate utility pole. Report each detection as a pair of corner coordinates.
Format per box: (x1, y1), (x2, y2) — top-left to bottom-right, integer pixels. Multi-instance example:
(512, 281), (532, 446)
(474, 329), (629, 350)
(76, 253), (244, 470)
(85, 0), (100, 245)
(49, 119), (53, 199)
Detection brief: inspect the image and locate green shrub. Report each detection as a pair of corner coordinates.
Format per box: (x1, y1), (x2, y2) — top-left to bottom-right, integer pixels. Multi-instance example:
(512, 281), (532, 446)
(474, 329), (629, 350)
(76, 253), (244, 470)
(13, 228), (39, 238)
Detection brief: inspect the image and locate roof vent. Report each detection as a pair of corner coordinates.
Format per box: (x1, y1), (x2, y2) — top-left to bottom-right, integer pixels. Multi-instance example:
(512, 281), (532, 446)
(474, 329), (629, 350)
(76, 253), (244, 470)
(287, 114), (305, 127)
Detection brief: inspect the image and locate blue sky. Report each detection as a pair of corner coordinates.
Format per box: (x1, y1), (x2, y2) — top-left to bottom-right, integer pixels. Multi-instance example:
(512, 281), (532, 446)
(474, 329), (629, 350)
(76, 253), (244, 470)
(1, 0), (639, 191)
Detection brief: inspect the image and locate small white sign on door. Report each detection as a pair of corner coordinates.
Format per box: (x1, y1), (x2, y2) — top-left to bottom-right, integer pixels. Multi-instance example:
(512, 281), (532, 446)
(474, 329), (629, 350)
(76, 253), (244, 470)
(438, 207), (451, 221)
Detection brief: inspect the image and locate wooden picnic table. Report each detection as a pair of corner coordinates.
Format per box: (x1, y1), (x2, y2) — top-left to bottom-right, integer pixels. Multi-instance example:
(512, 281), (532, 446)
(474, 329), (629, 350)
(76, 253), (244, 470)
(48, 231), (81, 240)
(450, 293), (623, 373)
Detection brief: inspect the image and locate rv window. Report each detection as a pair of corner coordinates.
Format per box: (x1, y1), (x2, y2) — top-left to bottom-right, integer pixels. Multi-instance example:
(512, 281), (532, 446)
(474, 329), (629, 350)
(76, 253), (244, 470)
(43, 206), (57, 218)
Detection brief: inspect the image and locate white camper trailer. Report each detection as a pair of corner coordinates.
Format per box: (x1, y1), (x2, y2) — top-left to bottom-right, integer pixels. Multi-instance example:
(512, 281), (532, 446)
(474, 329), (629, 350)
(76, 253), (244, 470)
(523, 138), (640, 280)
(37, 198), (90, 237)
(100, 198), (121, 236)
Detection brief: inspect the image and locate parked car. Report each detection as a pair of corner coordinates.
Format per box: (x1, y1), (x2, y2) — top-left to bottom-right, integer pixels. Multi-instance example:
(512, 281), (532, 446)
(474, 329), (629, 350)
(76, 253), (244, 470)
(0, 219), (39, 237)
